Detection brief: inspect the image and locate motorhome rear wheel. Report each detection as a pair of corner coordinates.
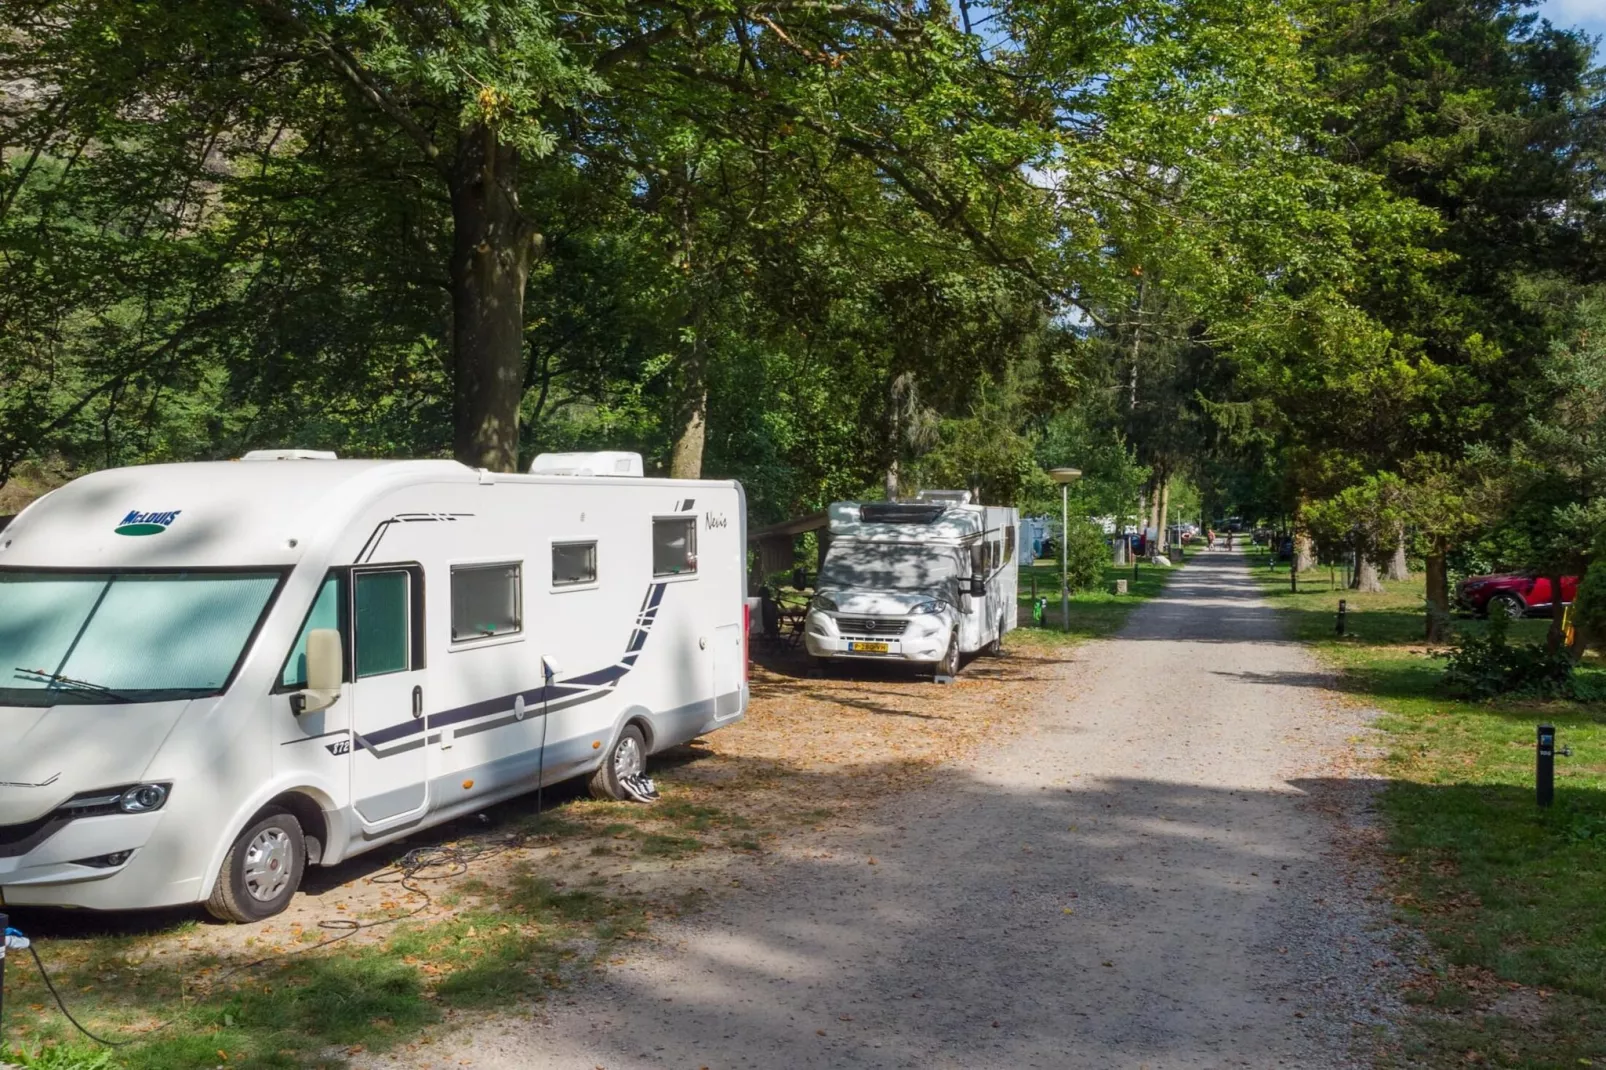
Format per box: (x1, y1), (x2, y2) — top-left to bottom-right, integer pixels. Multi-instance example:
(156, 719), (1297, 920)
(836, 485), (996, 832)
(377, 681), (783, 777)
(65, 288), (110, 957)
(590, 725), (648, 801)
(206, 809), (306, 923)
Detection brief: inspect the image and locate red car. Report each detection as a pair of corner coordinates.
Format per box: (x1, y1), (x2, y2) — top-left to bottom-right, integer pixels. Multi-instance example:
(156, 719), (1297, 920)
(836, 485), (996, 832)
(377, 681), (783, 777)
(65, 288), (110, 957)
(1456, 572), (1580, 619)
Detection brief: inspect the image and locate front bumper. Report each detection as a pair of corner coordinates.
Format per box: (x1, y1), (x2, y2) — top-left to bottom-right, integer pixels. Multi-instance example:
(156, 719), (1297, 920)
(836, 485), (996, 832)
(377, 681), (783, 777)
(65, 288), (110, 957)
(0, 810), (172, 907)
(803, 611), (951, 663)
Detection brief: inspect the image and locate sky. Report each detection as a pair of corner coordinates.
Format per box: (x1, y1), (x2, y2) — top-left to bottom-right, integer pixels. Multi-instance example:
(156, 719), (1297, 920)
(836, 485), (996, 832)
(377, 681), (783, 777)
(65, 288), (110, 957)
(1536, 0), (1606, 47)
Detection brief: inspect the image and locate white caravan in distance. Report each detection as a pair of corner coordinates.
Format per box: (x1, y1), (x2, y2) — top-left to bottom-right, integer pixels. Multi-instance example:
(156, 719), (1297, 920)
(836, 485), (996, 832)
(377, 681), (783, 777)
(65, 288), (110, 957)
(803, 492), (1020, 679)
(0, 451), (746, 921)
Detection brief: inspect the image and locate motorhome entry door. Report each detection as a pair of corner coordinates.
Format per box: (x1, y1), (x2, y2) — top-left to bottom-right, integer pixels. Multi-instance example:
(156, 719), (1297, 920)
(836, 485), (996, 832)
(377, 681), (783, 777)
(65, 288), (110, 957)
(349, 566), (429, 828)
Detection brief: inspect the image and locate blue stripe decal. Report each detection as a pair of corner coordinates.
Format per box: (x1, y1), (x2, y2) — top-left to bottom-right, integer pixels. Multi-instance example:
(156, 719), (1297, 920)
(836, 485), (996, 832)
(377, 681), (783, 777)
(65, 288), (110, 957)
(355, 582), (668, 756)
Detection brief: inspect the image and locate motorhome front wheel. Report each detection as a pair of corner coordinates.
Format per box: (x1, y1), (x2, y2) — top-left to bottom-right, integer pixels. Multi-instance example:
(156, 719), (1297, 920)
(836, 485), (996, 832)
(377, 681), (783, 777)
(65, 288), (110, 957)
(590, 725), (648, 801)
(936, 631), (960, 681)
(206, 809), (307, 923)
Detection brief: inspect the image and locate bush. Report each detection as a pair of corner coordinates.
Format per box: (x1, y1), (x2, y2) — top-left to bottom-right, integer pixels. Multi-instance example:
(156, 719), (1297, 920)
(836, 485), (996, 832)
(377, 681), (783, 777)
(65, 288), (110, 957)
(1439, 611), (1575, 699)
(1574, 560), (1606, 646)
(1061, 519), (1111, 593)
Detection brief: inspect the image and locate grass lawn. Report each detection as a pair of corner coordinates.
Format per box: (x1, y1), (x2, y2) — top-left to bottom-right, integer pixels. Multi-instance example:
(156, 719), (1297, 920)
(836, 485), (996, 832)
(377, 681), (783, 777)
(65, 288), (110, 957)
(1013, 545), (1189, 645)
(1253, 559), (1606, 1068)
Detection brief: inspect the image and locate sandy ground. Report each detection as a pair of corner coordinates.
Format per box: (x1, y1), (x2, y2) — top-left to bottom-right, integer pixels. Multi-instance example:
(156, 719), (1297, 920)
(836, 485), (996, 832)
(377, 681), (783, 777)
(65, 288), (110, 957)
(362, 551), (1407, 1070)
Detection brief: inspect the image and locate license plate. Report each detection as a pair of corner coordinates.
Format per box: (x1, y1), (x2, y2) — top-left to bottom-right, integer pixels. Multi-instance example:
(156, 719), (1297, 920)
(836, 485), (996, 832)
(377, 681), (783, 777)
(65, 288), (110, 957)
(848, 641), (889, 654)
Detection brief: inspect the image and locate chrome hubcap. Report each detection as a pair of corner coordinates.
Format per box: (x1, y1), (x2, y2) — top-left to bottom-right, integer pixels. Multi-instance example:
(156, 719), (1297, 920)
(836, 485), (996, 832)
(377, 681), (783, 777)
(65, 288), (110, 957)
(613, 735), (644, 779)
(243, 827), (294, 902)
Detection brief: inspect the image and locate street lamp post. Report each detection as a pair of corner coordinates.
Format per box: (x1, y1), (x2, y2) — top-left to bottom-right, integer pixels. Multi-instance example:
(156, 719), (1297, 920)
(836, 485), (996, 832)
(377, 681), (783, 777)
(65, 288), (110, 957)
(1048, 468), (1082, 632)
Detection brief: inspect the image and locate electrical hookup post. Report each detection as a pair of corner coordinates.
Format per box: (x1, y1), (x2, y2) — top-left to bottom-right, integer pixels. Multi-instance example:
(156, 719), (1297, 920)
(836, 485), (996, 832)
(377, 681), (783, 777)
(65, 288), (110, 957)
(1, 911), (24, 1049)
(1537, 724), (1572, 808)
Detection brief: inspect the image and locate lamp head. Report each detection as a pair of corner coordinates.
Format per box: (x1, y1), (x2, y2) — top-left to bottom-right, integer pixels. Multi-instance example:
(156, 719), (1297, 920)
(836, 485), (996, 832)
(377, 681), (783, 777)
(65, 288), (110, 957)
(1048, 467), (1082, 485)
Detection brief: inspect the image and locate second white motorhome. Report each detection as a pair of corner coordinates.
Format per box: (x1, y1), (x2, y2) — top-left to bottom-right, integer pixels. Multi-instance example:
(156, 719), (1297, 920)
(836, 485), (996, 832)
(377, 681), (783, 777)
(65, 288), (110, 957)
(0, 451), (746, 921)
(803, 492), (1019, 679)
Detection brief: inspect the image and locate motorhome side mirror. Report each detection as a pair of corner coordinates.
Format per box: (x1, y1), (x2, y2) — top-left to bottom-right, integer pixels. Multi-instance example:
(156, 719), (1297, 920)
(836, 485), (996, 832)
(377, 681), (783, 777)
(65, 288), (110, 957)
(292, 628), (343, 716)
(969, 576), (986, 598)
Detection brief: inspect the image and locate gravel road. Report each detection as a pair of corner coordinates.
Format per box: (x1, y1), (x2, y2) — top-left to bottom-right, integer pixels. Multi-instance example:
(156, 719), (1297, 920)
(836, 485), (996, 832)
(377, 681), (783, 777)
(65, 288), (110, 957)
(370, 551), (1405, 1069)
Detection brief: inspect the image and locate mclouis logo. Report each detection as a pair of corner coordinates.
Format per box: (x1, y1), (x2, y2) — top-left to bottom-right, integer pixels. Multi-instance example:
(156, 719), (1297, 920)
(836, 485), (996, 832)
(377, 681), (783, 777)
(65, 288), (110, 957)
(115, 510), (182, 537)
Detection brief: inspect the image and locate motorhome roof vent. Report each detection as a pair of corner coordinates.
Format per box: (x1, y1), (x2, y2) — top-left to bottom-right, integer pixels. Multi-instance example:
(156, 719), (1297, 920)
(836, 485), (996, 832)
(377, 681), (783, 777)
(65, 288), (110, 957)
(860, 502), (947, 524)
(241, 449), (338, 461)
(530, 451), (644, 478)
(914, 489), (972, 505)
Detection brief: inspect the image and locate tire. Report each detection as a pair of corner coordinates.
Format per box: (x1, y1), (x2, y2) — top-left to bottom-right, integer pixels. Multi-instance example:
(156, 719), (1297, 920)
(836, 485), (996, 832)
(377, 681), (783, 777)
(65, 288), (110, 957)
(987, 616), (1005, 657)
(1488, 593), (1526, 620)
(589, 724), (647, 801)
(205, 809), (305, 923)
(934, 631), (960, 681)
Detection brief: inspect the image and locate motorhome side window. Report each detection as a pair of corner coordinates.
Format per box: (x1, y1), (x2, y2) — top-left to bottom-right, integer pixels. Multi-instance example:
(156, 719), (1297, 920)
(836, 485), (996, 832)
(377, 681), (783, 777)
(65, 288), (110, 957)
(281, 574), (340, 689)
(552, 541), (598, 587)
(451, 563), (522, 642)
(1004, 526), (1015, 565)
(355, 570), (412, 676)
(971, 542), (985, 576)
(652, 517), (697, 576)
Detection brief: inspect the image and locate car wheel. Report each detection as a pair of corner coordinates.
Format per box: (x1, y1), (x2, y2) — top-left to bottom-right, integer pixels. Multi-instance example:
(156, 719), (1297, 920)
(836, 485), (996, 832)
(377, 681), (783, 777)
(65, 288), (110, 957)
(987, 616), (1005, 657)
(1488, 593), (1526, 620)
(206, 809), (305, 923)
(934, 631), (960, 681)
(590, 724), (648, 801)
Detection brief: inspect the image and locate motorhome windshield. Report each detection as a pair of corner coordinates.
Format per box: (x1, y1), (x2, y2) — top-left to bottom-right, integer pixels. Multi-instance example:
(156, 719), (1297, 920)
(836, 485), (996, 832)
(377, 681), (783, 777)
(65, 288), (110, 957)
(0, 571), (281, 706)
(819, 543), (959, 593)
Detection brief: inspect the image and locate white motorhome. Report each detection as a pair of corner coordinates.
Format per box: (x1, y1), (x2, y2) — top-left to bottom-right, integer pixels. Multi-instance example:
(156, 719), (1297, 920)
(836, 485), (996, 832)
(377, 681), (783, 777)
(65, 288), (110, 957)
(803, 493), (1019, 679)
(0, 452), (747, 921)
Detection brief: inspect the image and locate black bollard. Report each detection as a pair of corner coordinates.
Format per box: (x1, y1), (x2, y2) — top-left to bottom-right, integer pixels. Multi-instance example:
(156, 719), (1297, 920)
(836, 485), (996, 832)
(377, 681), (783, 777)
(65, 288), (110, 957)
(1290, 566), (1297, 593)
(1336, 599), (1348, 636)
(1538, 724), (1555, 808)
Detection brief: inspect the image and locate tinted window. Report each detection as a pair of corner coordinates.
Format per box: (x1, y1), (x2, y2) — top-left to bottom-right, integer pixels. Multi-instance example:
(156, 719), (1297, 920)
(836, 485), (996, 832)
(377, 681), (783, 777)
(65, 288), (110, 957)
(1005, 526), (1016, 564)
(552, 542), (598, 587)
(282, 574), (340, 688)
(355, 570), (410, 676)
(451, 563), (521, 641)
(653, 518), (697, 577)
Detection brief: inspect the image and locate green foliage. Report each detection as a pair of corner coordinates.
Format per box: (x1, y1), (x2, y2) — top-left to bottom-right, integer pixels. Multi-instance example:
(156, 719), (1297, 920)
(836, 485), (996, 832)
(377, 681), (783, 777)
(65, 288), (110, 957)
(1061, 519), (1112, 593)
(1576, 560), (1606, 644)
(1438, 610), (1575, 700)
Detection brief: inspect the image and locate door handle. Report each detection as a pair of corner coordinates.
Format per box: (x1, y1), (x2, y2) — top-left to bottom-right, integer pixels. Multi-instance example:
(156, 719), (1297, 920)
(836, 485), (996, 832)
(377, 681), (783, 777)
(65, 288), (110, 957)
(412, 685), (423, 719)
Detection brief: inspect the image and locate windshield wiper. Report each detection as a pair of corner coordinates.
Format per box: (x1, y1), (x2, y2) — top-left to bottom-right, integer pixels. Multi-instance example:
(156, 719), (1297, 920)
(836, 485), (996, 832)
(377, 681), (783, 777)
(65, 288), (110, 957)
(13, 667), (134, 704)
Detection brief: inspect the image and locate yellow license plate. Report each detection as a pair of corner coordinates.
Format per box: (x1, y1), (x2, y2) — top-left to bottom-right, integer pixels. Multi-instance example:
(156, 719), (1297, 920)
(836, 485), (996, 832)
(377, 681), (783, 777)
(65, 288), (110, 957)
(848, 641), (889, 653)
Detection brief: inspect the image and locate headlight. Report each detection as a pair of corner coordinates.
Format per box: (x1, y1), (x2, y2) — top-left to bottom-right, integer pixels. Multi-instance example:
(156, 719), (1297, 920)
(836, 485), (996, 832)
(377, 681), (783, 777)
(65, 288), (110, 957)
(118, 783), (170, 814)
(910, 600), (946, 616)
(811, 594), (839, 612)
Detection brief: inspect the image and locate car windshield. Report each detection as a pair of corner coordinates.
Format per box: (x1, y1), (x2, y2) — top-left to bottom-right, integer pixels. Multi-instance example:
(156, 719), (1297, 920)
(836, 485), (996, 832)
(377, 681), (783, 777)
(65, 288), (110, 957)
(0, 570), (282, 706)
(819, 543), (960, 594)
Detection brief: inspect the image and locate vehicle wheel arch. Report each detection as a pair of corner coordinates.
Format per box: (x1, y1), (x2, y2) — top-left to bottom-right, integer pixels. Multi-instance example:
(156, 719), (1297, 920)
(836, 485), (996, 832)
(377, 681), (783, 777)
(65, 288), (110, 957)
(615, 705), (657, 754)
(199, 780), (340, 899)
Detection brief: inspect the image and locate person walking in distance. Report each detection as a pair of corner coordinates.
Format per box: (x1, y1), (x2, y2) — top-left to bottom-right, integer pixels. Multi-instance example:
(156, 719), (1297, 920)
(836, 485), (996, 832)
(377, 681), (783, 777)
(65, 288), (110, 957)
(1226, 530), (1235, 552)
(1206, 528), (1216, 551)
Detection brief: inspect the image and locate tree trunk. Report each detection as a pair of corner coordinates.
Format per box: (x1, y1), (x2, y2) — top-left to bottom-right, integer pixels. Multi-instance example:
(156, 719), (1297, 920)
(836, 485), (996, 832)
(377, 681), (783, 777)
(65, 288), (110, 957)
(1425, 540), (1451, 643)
(884, 376), (902, 500)
(1157, 475), (1171, 552)
(1113, 536), (1127, 566)
(1146, 480), (1160, 547)
(1548, 572), (1567, 655)
(668, 377), (708, 479)
(1387, 528), (1409, 582)
(1355, 555), (1384, 593)
(449, 123), (538, 473)
(1294, 532), (1315, 573)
